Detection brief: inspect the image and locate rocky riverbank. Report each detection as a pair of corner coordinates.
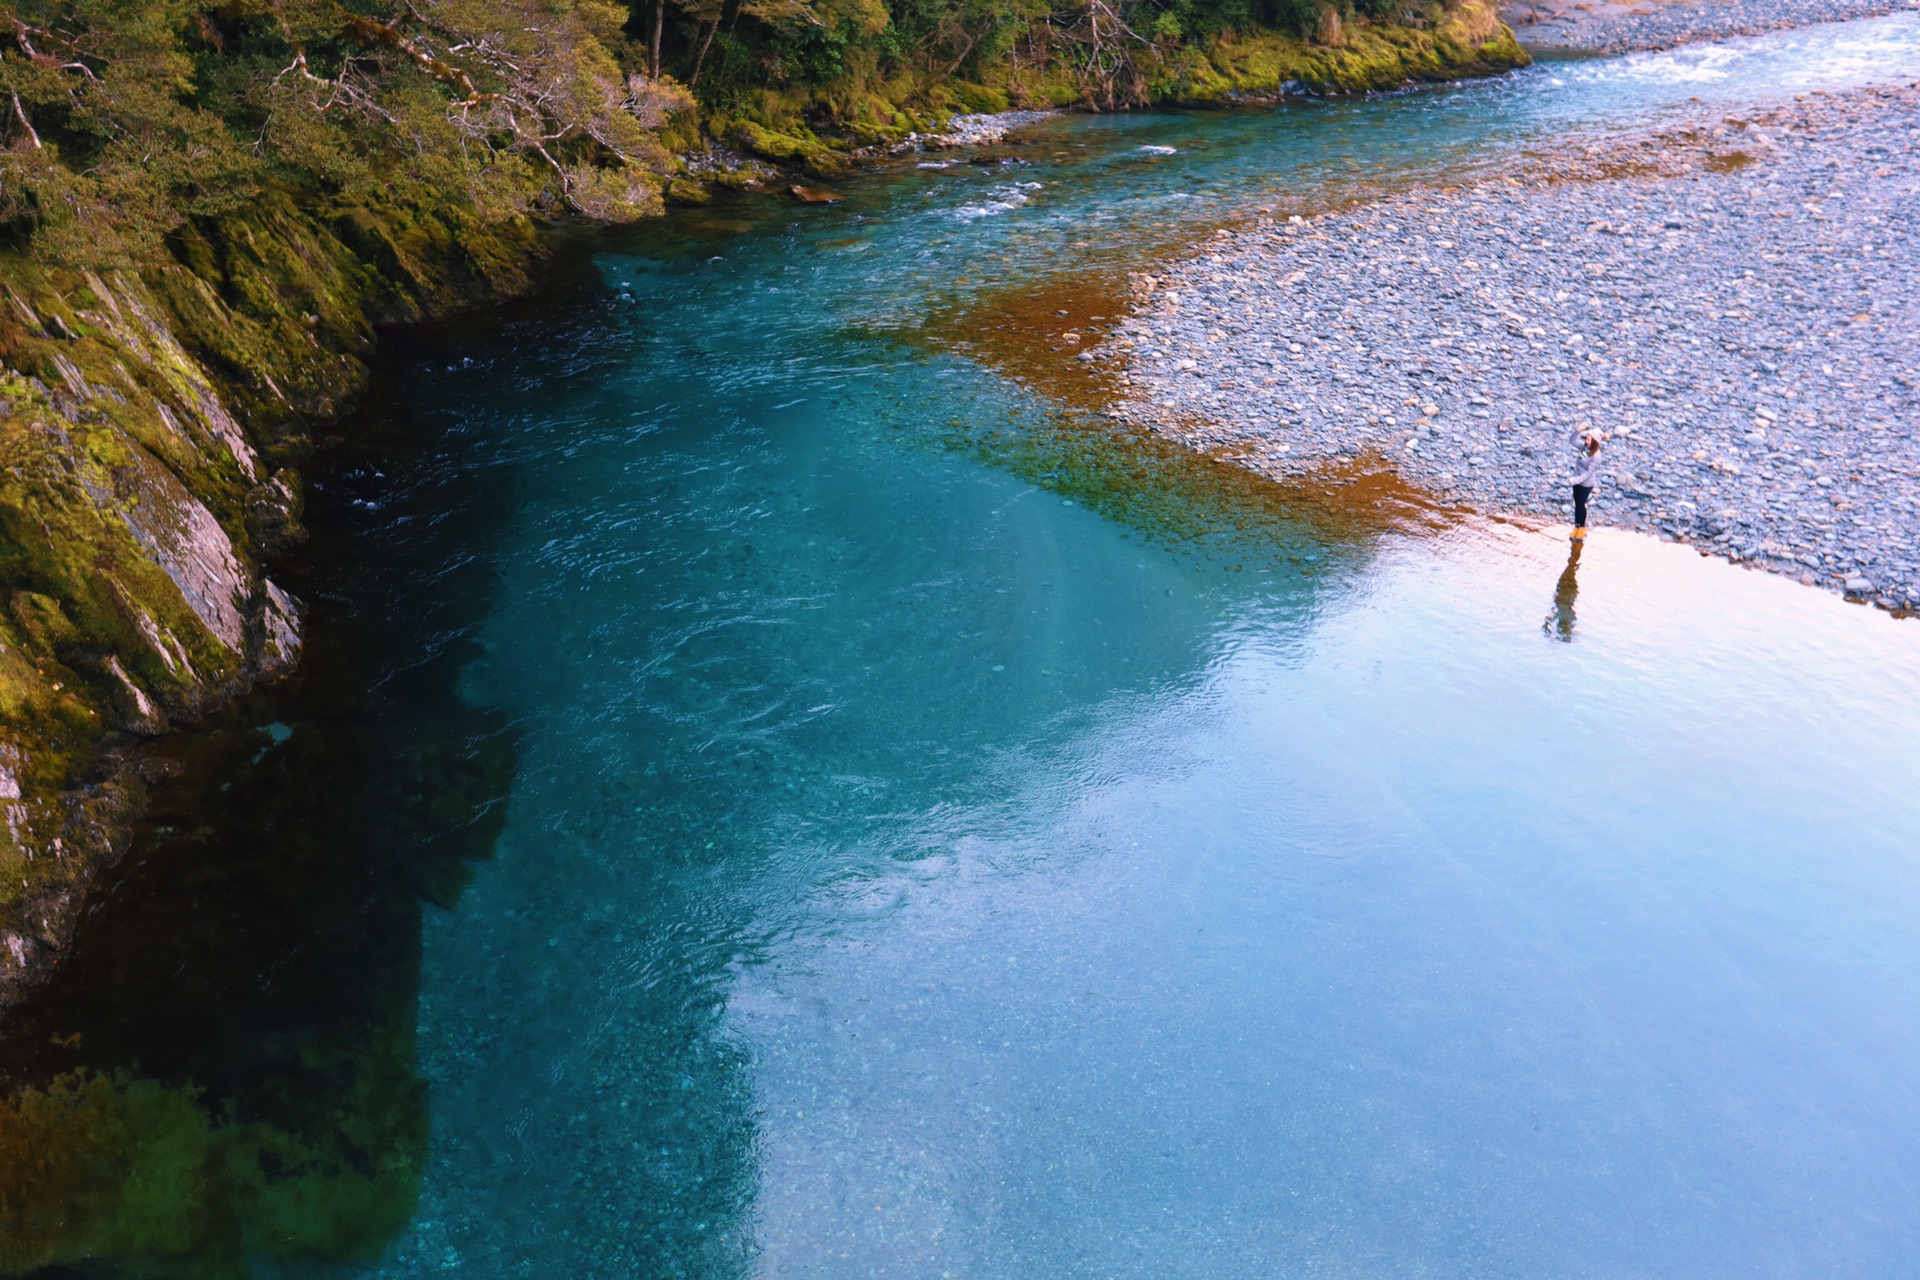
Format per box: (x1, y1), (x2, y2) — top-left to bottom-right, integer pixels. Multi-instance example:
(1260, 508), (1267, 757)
(1502, 0), (1920, 54)
(1099, 83), (1920, 612)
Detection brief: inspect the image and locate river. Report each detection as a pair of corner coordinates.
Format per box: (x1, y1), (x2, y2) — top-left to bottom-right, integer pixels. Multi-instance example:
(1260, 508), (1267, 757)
(7, 15), (1920, 1279)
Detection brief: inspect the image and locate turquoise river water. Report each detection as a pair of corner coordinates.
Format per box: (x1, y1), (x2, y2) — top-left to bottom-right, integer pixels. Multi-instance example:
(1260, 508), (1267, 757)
(13, 14), (1920, 1280)
(361, 18), (1920, 1277)
(353, 14), (1920, 1274)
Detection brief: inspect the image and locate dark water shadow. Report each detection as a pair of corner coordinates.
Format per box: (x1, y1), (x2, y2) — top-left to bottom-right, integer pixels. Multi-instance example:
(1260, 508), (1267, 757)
(0, 261), (624, 1276)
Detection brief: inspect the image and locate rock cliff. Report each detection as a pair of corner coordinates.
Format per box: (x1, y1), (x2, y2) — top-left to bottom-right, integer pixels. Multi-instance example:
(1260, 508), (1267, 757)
(0, 197), (539, 1005)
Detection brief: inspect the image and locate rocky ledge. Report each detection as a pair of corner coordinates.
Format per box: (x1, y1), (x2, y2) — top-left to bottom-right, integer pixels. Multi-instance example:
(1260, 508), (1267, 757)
(1098, 83), (1920, 612)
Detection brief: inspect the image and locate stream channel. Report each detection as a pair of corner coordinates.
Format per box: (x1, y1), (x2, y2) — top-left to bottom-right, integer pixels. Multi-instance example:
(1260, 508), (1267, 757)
(8, 15), (1920, 1279)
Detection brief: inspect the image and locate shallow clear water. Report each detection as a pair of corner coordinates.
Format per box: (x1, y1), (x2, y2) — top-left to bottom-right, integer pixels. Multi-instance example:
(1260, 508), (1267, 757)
(360, 17), (1920, 1278)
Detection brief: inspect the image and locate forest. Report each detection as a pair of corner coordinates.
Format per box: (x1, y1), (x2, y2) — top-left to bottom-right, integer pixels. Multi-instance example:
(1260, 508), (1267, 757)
(0, 0), (1522, 270)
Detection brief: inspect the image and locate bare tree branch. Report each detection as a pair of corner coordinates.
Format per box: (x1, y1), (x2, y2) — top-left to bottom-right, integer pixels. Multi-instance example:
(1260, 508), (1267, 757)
(11, 89), (41, 149)
(340, 11), (499, 106)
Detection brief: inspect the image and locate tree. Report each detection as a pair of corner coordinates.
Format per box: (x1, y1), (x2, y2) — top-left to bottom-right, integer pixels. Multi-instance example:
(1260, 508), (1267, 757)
(0, 0), (693, 268)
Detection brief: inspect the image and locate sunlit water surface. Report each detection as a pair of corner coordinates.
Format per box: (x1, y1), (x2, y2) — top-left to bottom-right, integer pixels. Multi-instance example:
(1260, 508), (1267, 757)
(362, 16), (1920, 1278)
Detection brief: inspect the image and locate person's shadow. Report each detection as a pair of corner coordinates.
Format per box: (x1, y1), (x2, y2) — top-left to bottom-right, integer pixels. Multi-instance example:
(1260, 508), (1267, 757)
(1544, 537), (1583, 642)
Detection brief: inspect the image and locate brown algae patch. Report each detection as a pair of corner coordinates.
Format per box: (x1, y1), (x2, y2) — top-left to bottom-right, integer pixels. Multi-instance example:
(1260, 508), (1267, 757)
(922, 269), (1135, 412)
(919, 249), (1458, 553)
(947, 386), (1458, 576)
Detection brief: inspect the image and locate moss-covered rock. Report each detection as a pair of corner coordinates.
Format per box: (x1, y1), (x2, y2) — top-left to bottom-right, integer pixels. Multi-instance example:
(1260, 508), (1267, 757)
(728, 119), (829, 163)
(666, 177), (716, 206)
(947, 82), (1013, 115)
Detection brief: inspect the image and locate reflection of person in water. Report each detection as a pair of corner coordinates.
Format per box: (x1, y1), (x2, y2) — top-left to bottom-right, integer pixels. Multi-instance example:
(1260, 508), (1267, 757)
(1545, 536), (1583, 641)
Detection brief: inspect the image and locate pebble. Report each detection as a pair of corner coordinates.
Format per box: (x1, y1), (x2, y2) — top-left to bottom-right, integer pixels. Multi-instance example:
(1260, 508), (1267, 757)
(1097, 85), (1920, 611)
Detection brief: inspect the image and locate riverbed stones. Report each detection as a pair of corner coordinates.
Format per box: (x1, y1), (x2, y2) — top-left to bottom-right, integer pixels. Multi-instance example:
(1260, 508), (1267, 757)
(1502, 0), (1920, 54)
(926, 111), (1058, 149)
(1101, 84), (1920, 611)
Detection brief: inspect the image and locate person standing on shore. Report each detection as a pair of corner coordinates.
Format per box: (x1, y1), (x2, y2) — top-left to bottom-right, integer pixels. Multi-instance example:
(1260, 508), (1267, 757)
(1570, 426), (1603, 537)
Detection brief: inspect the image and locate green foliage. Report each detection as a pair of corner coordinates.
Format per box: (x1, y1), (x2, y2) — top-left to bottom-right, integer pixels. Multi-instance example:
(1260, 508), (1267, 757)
(652, 0), (1520, 127)
(0, 0), (1523, 263)
(0, 0), (692, 271)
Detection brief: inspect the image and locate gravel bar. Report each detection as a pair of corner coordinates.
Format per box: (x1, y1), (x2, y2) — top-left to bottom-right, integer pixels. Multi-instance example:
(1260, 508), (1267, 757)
(926, 110), (1058, 148)
(1503, 0), (1920, 54)
(1099, 84), (1920, 611)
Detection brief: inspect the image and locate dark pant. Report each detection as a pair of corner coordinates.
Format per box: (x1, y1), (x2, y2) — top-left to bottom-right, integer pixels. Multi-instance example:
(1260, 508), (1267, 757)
(1573, 484), (1592, 528)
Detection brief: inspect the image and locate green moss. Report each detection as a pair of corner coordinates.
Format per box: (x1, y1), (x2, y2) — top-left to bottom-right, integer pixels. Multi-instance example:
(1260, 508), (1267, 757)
(8, 592), (80, 652)
(1147, 0), (1527, 103)
(0, 1073), (219, 1272)
(705, 165), (767, 191)
(948, 82), (1013, 115)
(667, 177), (716, 206)
(729, 119), (825, 162)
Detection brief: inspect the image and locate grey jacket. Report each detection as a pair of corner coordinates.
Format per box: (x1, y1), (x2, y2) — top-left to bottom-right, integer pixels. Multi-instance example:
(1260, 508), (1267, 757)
(1570, 426), (1601, 488)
